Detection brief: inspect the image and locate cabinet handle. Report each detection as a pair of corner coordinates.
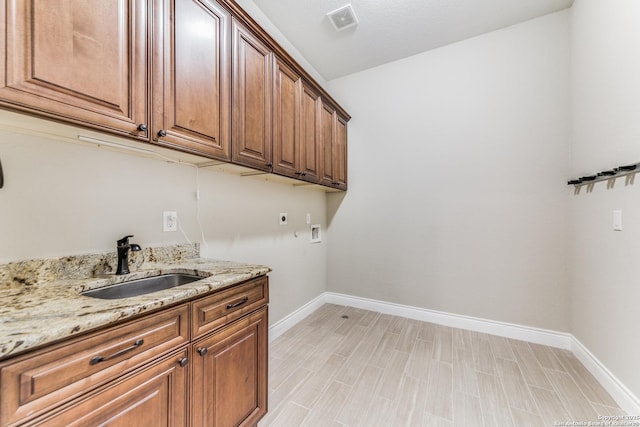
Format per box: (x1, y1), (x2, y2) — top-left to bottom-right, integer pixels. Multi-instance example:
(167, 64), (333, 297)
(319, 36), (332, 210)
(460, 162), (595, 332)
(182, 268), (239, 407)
(198, 347), (208, 356)
(157, 129), (167, 137)
(89, 339), (144, 365)
(178, 357), (189, 367)
(137, 123), (148, 132)
(226, 296), (249, 310)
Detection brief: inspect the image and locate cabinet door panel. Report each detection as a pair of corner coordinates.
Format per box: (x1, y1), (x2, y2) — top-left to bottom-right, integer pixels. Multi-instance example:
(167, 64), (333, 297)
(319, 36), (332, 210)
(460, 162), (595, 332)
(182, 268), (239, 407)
(334, 114), (348, 190)
(232, 19), (272, 170)
(153, 0), (231, 159)
(272, 58), (300, 177)
(320, 102), (336, 186)
(299, 83), (321, 182)
(192, 307), (268, 427)
(35, 351), (188, 427)
(0, 0), (147, 137)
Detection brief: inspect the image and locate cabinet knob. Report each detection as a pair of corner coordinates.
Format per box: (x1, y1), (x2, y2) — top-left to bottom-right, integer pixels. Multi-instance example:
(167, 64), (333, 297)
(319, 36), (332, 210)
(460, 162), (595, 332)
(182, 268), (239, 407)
(137, 123), (147, 132)
(178, 357), (188, 367)
(157, 129), (167, 137)
(198, 347), (208, 356)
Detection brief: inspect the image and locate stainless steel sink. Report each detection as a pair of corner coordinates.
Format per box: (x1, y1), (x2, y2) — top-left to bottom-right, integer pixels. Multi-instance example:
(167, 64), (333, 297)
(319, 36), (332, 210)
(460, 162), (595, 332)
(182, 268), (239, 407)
(82, 273), (203, 299)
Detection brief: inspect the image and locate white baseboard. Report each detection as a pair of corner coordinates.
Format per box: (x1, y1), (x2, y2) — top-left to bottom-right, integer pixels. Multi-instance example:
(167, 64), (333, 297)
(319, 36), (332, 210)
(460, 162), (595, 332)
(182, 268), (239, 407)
(570, 337), (640, 414)
(269, 291), (640, 415)
(324, 292), (573, 349)
(268, 293), (326, 342)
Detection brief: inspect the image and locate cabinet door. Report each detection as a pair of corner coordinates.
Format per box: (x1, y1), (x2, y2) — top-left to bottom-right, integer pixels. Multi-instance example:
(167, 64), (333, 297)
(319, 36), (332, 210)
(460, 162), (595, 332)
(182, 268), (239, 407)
(320, 101), (336, 187)
(272, 58), (301, 178)
(232, 19), (273, 171)
(35, 351), (189, 427)
(192, 307), (268, 427)
(152, 0), (231, 160)
(0, 0), (148, 138)
(299, 83), (321, 182)
(334, 114), (348, 190)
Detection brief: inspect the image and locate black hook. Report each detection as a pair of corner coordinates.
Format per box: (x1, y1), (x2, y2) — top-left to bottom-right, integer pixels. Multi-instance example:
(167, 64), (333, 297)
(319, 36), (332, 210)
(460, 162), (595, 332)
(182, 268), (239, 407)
(617, 164), (637, 171)
(0, 156), (4, 189)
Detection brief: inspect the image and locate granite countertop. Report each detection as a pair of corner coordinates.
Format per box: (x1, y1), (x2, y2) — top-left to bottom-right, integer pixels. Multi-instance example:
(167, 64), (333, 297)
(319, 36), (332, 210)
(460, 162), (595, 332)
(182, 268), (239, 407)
(0, 244), (271, 361)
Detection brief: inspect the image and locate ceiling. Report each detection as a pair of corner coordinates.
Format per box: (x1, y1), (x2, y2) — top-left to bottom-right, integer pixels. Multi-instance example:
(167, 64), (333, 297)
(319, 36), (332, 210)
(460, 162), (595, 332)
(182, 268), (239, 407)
(252, 0), (574, 81)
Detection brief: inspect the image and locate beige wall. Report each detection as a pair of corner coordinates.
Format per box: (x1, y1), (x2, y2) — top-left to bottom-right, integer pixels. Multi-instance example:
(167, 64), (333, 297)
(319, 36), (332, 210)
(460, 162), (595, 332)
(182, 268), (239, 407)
(0, 128), (327, 325)
(325, 11), (572, 332)
(569, 0), (640, 399)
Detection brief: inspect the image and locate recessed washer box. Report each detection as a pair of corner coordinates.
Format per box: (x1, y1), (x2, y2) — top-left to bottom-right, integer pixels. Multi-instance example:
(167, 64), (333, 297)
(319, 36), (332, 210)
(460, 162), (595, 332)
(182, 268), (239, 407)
(310, 224), (321, 243)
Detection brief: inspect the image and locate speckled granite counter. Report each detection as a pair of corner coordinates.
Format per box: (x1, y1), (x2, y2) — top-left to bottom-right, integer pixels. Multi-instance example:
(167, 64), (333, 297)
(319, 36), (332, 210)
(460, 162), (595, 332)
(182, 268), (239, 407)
(0, 244), (270, 360)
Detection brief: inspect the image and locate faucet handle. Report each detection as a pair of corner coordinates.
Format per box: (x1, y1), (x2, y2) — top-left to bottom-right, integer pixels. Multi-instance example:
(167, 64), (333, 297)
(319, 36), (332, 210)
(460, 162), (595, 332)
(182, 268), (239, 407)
(117, 235), (134, 246)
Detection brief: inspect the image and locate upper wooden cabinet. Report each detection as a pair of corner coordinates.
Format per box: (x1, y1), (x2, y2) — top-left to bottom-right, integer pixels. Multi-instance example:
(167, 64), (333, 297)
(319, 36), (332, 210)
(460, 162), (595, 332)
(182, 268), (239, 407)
(320, 100), (348, 190)
(334, 114), (349, 190)
(0, 0), (349, 189)
(272, 57), (301, 177)
(320, 101), (337, 187)
(299, 83), (322, 183)
(0, 0), (148, 137)
(152, 0), (231, 160)
(273, 60), (323, 184)
(231, 19), (273, 171)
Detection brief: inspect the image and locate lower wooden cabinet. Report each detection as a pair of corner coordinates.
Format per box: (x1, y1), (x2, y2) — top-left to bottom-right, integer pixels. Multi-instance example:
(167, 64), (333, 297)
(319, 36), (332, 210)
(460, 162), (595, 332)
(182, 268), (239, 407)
(0, 276), (269, 427)
(33, 350), (189, 427)
(192, 307), (268, 427)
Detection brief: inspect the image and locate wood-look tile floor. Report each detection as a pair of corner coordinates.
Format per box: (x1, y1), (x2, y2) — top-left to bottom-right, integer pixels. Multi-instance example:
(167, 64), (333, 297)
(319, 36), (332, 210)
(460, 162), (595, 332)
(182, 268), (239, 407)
(258, 304), (625, 427)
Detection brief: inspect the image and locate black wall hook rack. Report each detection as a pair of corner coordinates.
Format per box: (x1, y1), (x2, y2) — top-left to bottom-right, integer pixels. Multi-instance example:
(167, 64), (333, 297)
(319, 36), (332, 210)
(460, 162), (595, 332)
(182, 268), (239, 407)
(567, 163), (639, 186)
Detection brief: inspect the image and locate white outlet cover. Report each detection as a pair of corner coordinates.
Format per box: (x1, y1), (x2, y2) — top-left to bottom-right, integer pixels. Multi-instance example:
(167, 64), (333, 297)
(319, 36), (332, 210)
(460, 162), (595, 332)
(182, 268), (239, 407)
(613, 210), (622, 231)
(163, 211), (177, 232)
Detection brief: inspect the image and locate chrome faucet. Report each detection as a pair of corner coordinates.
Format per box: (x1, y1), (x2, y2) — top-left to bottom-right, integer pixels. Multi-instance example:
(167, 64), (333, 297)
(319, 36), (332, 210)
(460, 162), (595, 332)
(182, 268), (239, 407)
(115, 235), (142, 275)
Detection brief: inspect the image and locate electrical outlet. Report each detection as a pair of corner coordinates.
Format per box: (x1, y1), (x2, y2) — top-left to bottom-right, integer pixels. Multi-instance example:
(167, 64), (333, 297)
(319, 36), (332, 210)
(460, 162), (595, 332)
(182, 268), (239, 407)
(279, 213), (288, 225)
(163, 211), (177, 232)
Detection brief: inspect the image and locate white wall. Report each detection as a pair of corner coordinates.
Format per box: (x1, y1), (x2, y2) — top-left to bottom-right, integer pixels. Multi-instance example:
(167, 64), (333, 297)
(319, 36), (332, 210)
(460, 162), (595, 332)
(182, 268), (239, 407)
(326, 11), (571, 332)
(569, 0), (640, 399)
(0, 126), (327, 325)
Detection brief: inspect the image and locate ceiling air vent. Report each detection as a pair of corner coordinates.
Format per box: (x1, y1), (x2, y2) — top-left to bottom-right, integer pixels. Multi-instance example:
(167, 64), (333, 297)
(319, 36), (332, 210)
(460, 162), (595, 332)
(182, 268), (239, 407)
(327, 4), (359, 32)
